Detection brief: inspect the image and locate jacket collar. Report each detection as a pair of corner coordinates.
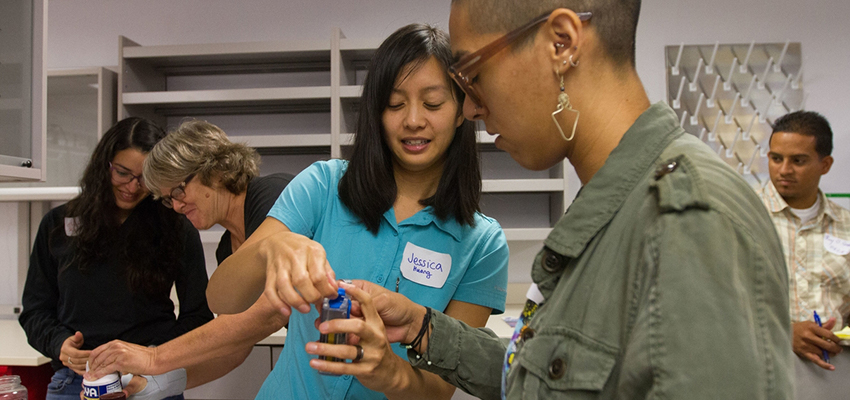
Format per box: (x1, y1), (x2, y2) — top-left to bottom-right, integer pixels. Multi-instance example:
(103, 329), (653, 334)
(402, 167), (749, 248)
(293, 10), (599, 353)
(545, 102), (684, 258)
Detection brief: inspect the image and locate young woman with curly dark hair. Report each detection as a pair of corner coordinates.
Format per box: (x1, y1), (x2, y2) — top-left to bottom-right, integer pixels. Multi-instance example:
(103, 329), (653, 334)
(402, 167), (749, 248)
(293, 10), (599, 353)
(19, 117), (213, 400)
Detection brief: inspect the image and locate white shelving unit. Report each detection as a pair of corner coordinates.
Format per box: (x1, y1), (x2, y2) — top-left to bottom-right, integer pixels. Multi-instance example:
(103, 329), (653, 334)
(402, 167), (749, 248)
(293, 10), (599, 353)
(118, 29), (572, 275)
(115, 30), (572, 399)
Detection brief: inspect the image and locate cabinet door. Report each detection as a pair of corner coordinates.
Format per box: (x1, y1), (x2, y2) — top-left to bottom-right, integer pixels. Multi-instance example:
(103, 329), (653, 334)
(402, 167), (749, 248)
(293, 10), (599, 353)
(183, 346), (273, 400)
(0, 0), (46, 182)
(0, 68), (116, 188)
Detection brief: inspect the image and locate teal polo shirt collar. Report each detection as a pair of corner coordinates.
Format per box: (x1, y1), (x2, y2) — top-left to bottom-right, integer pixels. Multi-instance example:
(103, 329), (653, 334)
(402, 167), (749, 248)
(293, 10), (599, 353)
(382, 206), (464, 242)
(545, 102), (683, 258)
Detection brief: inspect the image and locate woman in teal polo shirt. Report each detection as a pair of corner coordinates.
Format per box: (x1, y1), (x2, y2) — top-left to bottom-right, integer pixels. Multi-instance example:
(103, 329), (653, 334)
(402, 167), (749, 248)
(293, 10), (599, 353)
(207, 24), (509, 400)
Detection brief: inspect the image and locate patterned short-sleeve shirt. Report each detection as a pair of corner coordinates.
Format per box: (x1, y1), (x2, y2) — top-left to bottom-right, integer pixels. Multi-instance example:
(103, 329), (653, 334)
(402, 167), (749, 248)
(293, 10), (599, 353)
(757, 181), (850, 328)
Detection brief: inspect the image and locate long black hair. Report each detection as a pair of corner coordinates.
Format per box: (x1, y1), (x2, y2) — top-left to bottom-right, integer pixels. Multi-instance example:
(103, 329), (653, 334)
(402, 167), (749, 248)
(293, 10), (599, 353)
(339, 23), (481, 234)
(62, 117), (183, 296)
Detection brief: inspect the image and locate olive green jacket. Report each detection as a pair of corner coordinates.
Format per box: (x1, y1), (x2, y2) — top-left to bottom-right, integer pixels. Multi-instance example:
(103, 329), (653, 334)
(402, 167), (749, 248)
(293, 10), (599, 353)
(411, 103), (794, 399)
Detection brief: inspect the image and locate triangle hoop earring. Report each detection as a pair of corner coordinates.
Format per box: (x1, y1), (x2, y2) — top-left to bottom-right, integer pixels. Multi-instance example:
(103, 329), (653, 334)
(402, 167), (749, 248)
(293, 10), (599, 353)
(551, 73), (580, 141)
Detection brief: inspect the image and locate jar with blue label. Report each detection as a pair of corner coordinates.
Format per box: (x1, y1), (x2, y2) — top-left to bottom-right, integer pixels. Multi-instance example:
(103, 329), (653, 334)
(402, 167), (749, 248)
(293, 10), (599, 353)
(82, 371), (122, 400)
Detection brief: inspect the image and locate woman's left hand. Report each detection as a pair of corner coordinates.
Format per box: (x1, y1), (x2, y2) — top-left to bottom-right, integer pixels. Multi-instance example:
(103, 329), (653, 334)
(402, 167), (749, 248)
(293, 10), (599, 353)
(305, 282), (407, 393)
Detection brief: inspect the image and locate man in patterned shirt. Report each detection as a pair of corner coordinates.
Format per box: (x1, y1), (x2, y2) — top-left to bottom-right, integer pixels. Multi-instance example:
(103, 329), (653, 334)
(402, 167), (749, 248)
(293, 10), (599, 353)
(758, 110), (849, 370)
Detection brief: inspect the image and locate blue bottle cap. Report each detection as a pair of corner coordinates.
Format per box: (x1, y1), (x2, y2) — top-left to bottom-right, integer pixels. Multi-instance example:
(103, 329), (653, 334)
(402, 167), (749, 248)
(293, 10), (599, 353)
(328, 288), (347, 309)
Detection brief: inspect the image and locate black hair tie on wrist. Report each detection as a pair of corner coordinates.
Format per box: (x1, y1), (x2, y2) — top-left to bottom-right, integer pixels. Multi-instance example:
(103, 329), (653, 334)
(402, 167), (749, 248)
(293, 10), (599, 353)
(403, 306), (432, 362)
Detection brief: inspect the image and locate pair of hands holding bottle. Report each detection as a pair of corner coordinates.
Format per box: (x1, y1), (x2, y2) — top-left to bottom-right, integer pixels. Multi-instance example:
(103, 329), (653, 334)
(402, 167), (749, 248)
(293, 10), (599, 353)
(303, 279), (427, 392)
(256, 233), (427, 391)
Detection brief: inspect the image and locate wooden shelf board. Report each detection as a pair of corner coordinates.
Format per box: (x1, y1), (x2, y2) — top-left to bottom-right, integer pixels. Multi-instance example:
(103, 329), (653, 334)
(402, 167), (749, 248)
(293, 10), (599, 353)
(123, 86), (332, 105)
(339, 85), (363, 99)
(503, 228), (552, 241)
(123, 40), (331, 62)
(482, 179), (564, 193)
(235, 134), (332, 148)
(0, 186), (79, 201)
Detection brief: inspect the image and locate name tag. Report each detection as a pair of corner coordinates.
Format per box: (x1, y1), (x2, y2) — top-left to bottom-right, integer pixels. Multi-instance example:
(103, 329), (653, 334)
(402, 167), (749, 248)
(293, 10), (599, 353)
(400, 242), (451, 288)
(824, 234), (850, 256)
(65, 217), (80, 237)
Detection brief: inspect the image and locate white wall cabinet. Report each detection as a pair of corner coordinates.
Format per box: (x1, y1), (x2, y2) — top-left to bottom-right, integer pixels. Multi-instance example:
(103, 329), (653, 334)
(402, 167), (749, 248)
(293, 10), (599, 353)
(183, 345), (280, 400)
(0, 67), (117, 189)
(0, 0), (46, 182)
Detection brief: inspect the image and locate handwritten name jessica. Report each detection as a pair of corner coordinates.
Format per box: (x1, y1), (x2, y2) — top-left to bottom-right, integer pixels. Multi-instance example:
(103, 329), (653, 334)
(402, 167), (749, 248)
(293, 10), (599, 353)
(407, 252), (443, 279)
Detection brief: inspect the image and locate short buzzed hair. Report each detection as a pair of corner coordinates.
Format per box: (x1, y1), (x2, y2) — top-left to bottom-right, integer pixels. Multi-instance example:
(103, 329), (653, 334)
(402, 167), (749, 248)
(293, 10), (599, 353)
(452, 0), (641, 67)
(771, 111), (833, 158)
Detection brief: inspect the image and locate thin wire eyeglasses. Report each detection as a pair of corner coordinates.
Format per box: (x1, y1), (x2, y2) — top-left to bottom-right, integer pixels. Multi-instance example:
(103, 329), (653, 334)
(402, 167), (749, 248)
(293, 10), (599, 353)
(448, 11), (592, 107)
(160, 175), (194, 209)
(109, 162), (144, 187)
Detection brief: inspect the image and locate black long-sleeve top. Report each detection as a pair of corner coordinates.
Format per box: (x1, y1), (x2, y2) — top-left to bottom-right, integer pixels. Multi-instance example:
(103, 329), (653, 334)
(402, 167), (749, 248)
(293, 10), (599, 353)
(215, 173), (293, 264)
(19, 203), (214, 371)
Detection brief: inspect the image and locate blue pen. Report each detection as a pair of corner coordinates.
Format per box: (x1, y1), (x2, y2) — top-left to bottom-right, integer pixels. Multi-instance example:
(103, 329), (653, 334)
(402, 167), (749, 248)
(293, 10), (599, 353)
(813, 311), (830, 363)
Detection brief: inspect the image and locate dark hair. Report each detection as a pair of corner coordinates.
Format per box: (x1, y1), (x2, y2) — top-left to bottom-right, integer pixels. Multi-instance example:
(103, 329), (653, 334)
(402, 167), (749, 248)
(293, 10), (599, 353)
(62, 117), (184, 296)
(452, 0), (641, 67)
(339, 23), (481, 234)
(771, 111), (833, 157)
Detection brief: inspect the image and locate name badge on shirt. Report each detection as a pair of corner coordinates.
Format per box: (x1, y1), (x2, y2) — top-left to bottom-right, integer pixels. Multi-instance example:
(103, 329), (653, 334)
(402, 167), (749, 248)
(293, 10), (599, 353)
(65, 217), (80, 237)
(400, 242), (451, 288)
(824, 234), (850, 256)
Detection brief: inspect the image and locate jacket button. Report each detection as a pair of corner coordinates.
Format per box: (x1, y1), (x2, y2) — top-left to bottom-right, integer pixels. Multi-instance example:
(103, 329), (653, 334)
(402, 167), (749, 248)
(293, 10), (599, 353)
(543, 251), (563, 273)
(654, 160), (678, 180)
(548, 358), (566, 379)
(520, 328), (535, 341)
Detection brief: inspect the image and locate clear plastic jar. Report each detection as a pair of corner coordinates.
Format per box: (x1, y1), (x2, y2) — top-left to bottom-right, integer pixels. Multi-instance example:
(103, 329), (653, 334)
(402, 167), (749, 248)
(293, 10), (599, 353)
(0, 375), (28, 400)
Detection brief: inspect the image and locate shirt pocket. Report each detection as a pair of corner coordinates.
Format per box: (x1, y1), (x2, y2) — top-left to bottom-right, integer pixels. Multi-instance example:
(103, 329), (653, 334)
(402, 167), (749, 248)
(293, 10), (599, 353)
(820, 252), (850, 290)
(515, 327), (618, 398)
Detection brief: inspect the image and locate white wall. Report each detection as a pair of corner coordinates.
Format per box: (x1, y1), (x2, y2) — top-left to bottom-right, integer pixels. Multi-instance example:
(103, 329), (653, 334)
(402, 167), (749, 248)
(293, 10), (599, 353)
(45, 0), (850, 193)
(637, 0), (850, 193)
(0, 0), (842, 296)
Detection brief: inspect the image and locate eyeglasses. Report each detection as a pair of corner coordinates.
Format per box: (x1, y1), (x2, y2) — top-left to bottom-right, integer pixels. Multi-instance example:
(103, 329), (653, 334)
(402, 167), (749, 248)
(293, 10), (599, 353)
(448, 11), (592, 107)
(109, 162), (144, 187)
(160, 175), (194, 209)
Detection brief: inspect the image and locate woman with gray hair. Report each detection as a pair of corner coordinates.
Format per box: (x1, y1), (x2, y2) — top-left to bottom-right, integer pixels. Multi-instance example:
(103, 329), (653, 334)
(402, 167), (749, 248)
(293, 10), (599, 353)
(144, 120), (293, 262)
(85, 120), (293, 397)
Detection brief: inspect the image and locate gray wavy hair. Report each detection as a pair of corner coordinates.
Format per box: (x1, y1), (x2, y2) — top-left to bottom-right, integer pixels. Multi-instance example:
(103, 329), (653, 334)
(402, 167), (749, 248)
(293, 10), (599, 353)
(143, 120), (259, 198)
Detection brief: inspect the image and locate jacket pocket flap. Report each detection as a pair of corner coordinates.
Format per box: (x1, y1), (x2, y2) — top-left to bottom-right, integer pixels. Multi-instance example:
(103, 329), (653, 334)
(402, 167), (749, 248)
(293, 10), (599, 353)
(516, 328), (618, 391)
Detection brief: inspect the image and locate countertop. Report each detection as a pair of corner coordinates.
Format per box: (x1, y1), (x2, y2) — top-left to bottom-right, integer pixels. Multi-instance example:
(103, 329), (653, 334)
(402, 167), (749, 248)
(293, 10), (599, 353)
(0, 319), (51, 366)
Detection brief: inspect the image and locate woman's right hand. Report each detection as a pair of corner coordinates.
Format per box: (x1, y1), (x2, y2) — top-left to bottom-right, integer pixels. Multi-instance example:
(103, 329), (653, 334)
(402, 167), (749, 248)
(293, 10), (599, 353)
(61, 332), (91, 375)
(345, 280), (427, 345)
(260, 229), (339, 316)
(208, 218), (338, 315)
(86, 340), (156, 380)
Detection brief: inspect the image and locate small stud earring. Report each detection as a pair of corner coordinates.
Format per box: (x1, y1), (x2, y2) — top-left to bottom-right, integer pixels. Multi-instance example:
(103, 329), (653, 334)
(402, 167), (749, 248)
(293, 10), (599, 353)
(555, 43), (565, 48)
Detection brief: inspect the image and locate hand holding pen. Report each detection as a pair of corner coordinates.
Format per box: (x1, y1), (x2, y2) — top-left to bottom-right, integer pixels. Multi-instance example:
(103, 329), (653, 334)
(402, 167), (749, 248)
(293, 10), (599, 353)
(791, 312), (842, 370)
(813, 311), (830, 363)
